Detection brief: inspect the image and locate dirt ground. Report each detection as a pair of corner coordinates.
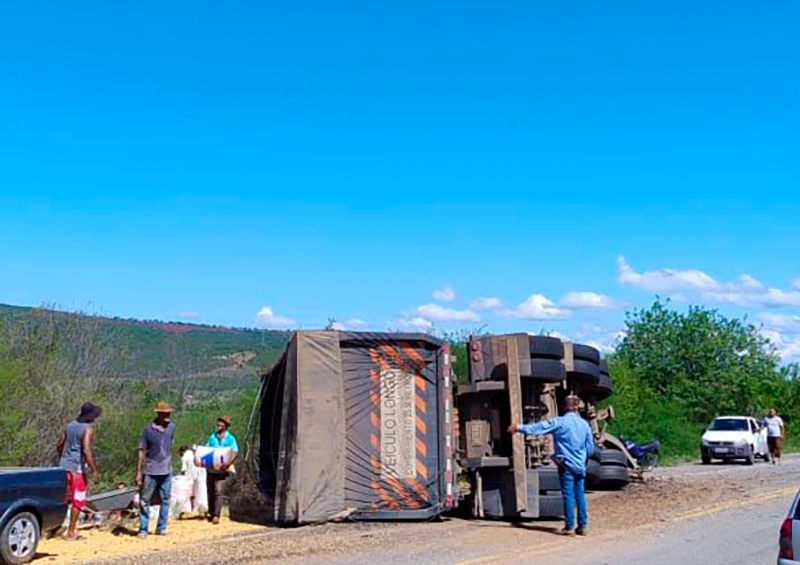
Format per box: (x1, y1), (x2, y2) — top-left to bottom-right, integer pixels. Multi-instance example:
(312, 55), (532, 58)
(35, 456), (799, 565)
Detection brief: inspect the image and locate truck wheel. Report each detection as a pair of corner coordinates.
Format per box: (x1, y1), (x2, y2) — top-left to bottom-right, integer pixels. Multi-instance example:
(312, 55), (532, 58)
(1, 512), (40, 565)
(597, 465), (630, 490)
(538, 494), (565, 519)
(529, 336), (565, 360)
(525, 359), (567, 383)
(536, 466), (562, 492)
(599, 449), (628, 467)
(572, 344), (601, 364)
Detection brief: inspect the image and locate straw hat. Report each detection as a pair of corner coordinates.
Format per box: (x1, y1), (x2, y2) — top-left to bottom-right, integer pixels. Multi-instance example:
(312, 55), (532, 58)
(154, 401), (174, 414)
(218, 415), (232, 427)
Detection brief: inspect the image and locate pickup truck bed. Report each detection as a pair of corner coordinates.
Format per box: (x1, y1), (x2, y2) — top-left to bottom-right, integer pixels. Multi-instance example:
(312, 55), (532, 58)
(0, 468), (68, 564)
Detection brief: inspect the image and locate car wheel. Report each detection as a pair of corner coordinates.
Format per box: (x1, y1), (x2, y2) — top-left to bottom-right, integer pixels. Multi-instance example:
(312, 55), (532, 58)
(1, 511), (40, 565)
(745, 447), (755, 466)
(701, 455), (711, 465)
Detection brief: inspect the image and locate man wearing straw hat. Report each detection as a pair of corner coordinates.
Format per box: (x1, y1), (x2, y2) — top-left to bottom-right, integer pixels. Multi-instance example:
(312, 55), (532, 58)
(136, 401), (176, 539)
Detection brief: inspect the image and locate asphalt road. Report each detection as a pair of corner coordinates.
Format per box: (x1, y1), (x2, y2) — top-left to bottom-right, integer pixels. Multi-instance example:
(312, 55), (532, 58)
(531, 493), (790, 565)
(94, 456), (800, 565)
(296, 458), (800, 565)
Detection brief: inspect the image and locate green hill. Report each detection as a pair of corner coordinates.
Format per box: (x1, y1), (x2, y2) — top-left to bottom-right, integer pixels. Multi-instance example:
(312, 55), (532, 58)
(0, 303), (288, 384)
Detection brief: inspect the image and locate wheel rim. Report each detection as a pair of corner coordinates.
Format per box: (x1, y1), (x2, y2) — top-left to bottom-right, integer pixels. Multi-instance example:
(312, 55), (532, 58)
(8, 517), (36, 558)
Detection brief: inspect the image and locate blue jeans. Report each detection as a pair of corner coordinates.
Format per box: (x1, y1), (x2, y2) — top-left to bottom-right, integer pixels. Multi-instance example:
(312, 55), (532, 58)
(559, 469), (587, 531)
(139, 474), (172, 534)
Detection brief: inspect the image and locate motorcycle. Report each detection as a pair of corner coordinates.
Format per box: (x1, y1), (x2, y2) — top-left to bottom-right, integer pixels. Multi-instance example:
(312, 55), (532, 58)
(621, 437), (661, 472)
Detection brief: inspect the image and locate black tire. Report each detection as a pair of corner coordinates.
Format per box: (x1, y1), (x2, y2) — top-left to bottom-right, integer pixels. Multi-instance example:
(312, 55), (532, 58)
(529, 336), (565, 360)
(536, 466), (561, 492)
(599, 449), (629, 468)
(572, 344), (601, 364)
(591, 373), (614, 401)
(568, 359), (600, 385)
(701, 455), (711, 465)
(538, 493), (565, 519)
(1, 512), (40, 565)
(597, 465), (630, 490)
(746, 446), (755, 465)
(525, 358), (566, 384)
(599, 358), (608, 374)
(586, 460), (602, 489)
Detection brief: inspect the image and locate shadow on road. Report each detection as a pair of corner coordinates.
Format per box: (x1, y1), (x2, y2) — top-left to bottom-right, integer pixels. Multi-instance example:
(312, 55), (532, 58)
(510, 522), (563, 536)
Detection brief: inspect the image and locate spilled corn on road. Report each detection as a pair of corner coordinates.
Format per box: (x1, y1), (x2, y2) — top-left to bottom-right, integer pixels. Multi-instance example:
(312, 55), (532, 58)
(37, 455), (799, 565)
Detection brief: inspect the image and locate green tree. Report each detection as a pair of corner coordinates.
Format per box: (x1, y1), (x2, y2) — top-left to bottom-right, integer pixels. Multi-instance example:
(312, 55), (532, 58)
(616, 299), (787, 425)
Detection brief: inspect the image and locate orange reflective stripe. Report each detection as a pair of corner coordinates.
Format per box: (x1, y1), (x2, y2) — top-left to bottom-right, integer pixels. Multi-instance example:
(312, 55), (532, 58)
(415, 436), (428, 458)
(386, 478), (421, 509)
(415, 393), (426, 413)
(415, 460), (429, 481)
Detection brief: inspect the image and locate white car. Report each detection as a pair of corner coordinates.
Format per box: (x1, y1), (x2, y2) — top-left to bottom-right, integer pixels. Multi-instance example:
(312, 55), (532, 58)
(779, 488), (800, 564)
(700, 416), (769, 465)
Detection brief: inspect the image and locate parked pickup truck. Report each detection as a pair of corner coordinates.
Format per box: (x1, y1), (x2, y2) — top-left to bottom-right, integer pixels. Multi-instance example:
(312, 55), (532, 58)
(700, 416), (769, 465)
(0, 468), (68, 565)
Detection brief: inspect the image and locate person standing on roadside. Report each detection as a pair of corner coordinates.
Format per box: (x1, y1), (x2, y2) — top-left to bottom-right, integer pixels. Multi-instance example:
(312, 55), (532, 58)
(508, 396), (594, 536)
(57, 402), (102, 541)
(201, 416), (239, 524)
(136, 401), (176, 538)
(763, 408), (785, 465)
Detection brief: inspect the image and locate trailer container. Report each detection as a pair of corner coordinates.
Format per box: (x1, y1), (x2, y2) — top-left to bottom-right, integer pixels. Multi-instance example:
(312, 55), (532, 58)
(259, 331), (456, 525)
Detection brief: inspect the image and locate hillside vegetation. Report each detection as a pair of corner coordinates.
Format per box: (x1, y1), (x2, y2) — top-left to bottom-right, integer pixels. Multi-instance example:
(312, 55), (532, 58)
(0, 304), (286, 486)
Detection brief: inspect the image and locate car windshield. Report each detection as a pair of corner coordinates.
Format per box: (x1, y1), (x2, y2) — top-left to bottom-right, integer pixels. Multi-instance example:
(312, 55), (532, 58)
(708, 418), (749, 431)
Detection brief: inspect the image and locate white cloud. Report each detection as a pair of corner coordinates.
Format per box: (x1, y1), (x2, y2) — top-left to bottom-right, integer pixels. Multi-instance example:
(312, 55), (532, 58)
(757, 313), (800, 333)
(703, 287), (800, 308)
(617, 256), (719, 293)
(176, 312), (200, 320)
(559, 291), (620, 310)
(501, 294), (572, 321)
(584, 340), (615, 354)
(542, 330), (570, 341)
(432, 285), (456, 302)
(396, 317), (434, 331)
(331, 318), (369, 331)
(469, 297), (503, 311)
(415, 304), (481, 323)
(760, 329), (800, 362)
(255, 306), (296, 329)
(619, 256), (800, 309)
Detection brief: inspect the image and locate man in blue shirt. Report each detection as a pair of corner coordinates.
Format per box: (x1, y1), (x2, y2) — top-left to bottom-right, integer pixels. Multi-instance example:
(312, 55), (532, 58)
(508, 396), (594, 535)
(203, 415), (239, 524)
(136, 401), (176, 538)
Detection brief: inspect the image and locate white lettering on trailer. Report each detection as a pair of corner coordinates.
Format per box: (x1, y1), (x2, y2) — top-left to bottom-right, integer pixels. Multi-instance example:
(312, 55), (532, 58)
(380, 368), (417, 480)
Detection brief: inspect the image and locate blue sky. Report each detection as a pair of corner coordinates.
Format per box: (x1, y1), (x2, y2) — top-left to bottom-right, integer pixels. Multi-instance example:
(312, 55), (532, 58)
(2, 1), (800, 357)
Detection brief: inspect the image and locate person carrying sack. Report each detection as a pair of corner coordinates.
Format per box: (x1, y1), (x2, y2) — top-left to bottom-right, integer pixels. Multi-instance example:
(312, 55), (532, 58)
(201, 416), (239, 524)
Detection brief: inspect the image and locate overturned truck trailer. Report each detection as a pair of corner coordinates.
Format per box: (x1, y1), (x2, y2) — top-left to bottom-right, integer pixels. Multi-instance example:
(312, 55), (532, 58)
(260, 331), (457, 525)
